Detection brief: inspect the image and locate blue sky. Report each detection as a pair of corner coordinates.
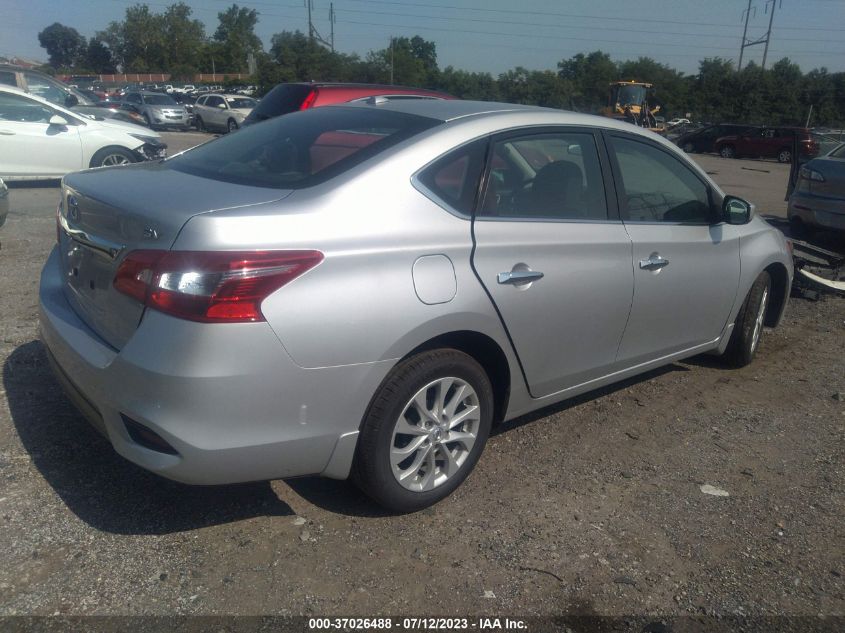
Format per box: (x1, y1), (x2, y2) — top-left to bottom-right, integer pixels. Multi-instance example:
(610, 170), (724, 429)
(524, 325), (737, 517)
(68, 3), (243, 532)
(2, 0), (844, 75)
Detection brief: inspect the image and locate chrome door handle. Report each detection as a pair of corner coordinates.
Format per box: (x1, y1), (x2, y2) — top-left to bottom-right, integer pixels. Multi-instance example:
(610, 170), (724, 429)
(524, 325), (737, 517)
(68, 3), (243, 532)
(497, 270), (544, 284)
(639, 255), (669, 271)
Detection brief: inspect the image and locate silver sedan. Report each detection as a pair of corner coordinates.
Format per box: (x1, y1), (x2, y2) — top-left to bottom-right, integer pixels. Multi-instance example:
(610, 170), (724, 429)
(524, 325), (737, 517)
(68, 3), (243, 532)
(40, 100), (793, 511)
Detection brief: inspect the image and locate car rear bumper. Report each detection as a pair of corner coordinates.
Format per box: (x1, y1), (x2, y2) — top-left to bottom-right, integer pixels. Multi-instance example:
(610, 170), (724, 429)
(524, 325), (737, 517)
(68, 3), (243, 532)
(38, 246), (391, 484)
(788, 194), (845, 231)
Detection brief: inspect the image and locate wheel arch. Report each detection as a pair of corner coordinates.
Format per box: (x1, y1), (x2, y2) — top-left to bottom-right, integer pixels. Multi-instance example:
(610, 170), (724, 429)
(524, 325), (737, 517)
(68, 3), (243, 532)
(401, 330), (512, 424)
(763, 261), (790, 327)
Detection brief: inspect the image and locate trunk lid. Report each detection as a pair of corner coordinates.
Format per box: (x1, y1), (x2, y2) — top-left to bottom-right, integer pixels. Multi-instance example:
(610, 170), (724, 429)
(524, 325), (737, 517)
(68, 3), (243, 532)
(59, 161), (291, 349)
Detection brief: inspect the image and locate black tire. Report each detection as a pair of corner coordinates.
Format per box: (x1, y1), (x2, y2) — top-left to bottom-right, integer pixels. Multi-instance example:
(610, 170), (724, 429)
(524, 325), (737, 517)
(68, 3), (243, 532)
(89, 146), (136, 169)
(142, 113), (152, 128)
(195, 116), (205, 132)
(723, 271), (772, 368)
(353, 349), (493, 513)
(682, 141), (695, 153)
(719, 145), (736, 159)
(777, 148), (792, 163)
(227, 118), (238, 133)
(788, 215), (811, 239)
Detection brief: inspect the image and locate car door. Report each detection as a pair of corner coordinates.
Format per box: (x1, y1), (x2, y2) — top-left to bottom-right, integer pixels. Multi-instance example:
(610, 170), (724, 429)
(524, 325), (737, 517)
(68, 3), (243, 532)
(470, 128), (634, 398)
(205, 96), (224, 128)
(0, 90), (82, 177)
(605, 133), (740, 364)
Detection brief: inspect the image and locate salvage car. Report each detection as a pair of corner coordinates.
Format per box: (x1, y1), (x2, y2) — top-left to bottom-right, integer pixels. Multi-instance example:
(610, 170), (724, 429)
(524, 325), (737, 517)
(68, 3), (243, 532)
(788, 142), (845, 232)
(0, 86), (166, 180)
(40, 100), (793, 511)
(242, 82), (453, 127)
(676, 123), (757, 154)
(715, 126), (819, 162)
(121, 91), (191, 131)
(193, 94), (257, 133)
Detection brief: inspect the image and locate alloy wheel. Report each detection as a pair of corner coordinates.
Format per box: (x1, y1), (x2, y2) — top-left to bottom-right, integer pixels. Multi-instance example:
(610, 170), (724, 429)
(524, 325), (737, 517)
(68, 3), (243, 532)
(101, 154), (131, 166)
(390, 377), (480, 492)
(751, 285), (769, 353)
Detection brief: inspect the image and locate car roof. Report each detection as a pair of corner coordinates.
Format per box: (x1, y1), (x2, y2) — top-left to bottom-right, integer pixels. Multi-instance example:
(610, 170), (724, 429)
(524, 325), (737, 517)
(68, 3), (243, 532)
(339, 98), (667, 135)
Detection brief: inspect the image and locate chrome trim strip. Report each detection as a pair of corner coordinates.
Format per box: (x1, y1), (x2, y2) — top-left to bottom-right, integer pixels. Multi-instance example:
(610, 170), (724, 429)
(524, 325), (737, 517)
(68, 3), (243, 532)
(58, 213), (125, 260)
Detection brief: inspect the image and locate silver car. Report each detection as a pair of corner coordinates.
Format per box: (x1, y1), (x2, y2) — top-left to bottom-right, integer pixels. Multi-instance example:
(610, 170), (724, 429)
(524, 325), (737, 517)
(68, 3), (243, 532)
(788, 143), (845, 232)
(40, 101), (793, 512)
(122, 91), (190, 131)
(193, 94), (257, 133)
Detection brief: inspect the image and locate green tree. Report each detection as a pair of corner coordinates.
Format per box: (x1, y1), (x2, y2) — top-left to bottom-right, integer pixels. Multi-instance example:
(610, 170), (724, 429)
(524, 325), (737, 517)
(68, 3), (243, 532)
(557, 51), (617, 112)
(213, 4), (262, 72)
(365, 36), (439, 86)
(85, 38), (115, 73)
(38, 23), (87, 69)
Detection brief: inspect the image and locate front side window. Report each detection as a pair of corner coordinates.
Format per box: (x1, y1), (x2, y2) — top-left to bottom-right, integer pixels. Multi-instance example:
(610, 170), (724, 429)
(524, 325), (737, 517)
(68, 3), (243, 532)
(609, 136), (712, 224)
(0, 91), (55, 123)
(23, 72), (66, 106)
(169, 106), (440, 189)
(479, 132), (608, 221)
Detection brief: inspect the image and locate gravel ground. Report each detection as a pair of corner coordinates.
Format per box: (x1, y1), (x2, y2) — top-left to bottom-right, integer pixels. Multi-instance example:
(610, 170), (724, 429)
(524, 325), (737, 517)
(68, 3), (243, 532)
(0, 139), (843, 624)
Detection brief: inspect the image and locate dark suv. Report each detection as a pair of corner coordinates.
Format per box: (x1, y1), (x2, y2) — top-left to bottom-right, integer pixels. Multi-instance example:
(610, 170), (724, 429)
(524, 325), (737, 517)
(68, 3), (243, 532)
(242, 83), (454, 127)
(715, 126), (819, 163)
(676, 124), (757, 154)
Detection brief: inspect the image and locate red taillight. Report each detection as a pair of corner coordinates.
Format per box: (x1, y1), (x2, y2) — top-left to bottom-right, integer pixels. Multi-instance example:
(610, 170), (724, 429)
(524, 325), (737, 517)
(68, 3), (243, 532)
(113, 250), (323, 323)
(299, 88), (318, 110)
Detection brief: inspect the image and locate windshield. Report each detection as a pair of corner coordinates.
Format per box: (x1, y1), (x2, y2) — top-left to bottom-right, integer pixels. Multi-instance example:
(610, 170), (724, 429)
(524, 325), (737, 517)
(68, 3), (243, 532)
(169, 106), (440, 189)
(225, 97), (257, 109)
(615, 84), (648, 106)
(142, 94), (177, 105)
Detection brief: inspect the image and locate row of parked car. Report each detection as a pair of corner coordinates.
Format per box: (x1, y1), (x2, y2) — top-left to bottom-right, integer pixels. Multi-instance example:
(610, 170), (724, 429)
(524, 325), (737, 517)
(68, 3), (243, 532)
(675, 123), (820, 163)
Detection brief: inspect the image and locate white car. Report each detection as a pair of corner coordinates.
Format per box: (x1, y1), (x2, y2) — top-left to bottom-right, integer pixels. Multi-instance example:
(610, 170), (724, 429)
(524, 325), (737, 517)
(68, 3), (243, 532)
(668, 118), (691, 126)
(0, 86), (166, 181)
(193, 93), (257, 133)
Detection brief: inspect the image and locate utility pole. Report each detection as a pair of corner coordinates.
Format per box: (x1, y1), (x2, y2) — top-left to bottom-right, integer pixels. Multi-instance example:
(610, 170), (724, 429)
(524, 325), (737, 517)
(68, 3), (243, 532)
(761, 0), (778, 70)
(738, 0), (753, 70)
(329, 3), (335, 52)
(307, 0), (314, 41)
(390, 37), (394, 84)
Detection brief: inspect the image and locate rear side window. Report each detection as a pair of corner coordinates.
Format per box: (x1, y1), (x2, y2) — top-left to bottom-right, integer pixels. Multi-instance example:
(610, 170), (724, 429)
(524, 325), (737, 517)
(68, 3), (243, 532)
(247, 84), (313, 122)
(609, 136), (711, 224)
(0, 71), (16, 87)
(417, 139), (487, 215)
(170, 106), (440, 189)
(479, 132), (608, 221)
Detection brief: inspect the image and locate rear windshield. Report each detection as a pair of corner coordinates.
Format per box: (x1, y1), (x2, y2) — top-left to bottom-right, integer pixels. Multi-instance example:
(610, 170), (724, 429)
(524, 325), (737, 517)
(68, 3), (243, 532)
(143, 94), (177, 105)
(247, 84), (313, 122)
(168, 106), (440, 189)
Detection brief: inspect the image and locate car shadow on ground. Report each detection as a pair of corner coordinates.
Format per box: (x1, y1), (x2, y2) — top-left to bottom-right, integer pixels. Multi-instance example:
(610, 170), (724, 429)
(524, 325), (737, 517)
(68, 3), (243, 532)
(284, 363), (689, 517)
(4, 341), (293, 536)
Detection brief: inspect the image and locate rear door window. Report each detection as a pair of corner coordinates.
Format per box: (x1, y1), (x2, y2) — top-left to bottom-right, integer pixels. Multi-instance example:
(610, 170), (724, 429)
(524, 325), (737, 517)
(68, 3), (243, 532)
(479, 132), (608, 221)
(0, 71), (16, 87)
(170, 106), (440, 188)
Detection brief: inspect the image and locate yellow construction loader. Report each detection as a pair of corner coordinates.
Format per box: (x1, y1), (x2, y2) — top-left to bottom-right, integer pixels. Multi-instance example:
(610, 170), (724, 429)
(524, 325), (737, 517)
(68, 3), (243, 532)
(601, 81), (664, 133)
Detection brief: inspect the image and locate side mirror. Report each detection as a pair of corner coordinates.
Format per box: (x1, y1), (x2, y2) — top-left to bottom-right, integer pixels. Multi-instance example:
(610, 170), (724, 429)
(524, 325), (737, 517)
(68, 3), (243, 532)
(217, 103), (227, 109)
(64, 93), (78, 108)
(49, 114), (69, 127)
(722, 195), (754, 225)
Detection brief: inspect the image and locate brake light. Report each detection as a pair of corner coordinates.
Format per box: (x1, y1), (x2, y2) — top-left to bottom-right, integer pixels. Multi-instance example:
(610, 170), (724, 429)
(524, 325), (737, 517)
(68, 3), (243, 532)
(299, 88), (318, 110)
(113, 250), (323, 323)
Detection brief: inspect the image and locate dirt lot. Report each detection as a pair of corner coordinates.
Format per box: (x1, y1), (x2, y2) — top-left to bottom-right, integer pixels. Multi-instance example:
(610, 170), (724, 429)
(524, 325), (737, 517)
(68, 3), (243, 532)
(0, 136), (843, 623)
